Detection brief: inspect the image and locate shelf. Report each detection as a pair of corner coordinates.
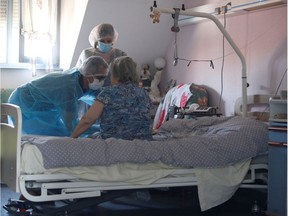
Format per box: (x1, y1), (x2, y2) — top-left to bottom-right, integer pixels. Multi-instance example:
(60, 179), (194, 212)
(269, 99), (287, 104)
(269, 126), (287, 131)
(269, 99), (287, 122)
(269, 118), (287, 123)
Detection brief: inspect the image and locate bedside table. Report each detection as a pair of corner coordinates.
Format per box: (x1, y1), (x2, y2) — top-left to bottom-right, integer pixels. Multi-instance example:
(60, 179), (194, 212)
(267, 98), (287, 216)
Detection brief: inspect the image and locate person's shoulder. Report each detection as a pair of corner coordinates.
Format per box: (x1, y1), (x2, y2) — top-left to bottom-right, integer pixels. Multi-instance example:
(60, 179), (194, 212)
(97, 86), (113, 95)
(81, 47), (96, 54)
(134, 85), (151, 100)
(126, 84), (148, 95)
(114, 48), (127, 56)
(62, 67), (80, 75)
(131, 84), (146, 92)
(82, 46), (94, 51)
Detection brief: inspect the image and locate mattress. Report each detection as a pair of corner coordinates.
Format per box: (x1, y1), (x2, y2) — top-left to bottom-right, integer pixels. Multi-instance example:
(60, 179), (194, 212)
(21, 143), (177, 184)
(20, 142), (267, 211)
(21, 116), (268, 169)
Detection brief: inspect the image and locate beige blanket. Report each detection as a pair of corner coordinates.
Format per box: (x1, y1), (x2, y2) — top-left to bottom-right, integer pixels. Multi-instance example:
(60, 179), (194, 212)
(195, 159), (251, 211)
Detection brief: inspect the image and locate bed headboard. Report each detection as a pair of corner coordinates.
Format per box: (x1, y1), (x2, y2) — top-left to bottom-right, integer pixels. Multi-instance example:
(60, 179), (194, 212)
(1, 103), (22, 192)
(234, 94), (273, 122)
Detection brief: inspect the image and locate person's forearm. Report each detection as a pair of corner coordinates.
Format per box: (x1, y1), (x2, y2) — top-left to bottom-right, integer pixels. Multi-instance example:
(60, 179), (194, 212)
(71, 100), (104, 138)
(71, 118), (93, 138)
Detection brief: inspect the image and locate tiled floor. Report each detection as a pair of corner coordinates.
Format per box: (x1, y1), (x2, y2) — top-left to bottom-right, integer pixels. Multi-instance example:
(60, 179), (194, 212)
(1, 183), (267, 216)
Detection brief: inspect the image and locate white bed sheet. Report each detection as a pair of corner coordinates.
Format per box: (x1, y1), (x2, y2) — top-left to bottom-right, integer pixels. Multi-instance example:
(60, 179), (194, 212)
(195, 159), (251, 211)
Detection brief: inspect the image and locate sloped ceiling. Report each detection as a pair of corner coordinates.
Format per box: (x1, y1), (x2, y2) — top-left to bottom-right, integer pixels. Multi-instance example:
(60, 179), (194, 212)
(70, 0), (187, 70)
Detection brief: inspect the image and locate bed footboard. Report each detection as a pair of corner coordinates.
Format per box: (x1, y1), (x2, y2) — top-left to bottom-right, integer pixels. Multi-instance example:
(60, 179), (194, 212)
(1, 103), (22, 192)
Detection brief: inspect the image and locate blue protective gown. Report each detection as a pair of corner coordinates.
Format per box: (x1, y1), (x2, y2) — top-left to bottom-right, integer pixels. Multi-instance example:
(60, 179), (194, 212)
(8, 68), (96, 136)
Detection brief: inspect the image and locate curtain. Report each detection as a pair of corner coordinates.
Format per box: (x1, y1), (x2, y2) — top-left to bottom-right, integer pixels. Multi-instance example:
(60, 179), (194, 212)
(21, 0), (57, 76)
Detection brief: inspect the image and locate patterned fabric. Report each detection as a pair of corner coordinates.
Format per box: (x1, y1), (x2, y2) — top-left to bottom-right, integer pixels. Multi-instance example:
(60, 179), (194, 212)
(153, 83), (208, 129)
(186, 83), (208, 107)
(96, 83), (152, 140)
(153, 83), (192, 129)
(23, 116), (268, 169)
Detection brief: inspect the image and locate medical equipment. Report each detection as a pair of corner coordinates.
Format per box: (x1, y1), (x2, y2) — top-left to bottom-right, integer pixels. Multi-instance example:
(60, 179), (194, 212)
(150, 3), (248, 117)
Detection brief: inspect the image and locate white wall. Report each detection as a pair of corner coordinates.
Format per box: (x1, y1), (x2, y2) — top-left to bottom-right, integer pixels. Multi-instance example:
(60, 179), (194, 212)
(70, 0), (185, 70)
(0, 69), (50, 89)
(162, 5), (287, 116)
(60, 0), (88, 70)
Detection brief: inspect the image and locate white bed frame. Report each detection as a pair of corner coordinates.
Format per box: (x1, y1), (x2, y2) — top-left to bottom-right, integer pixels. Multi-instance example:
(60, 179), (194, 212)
(1, 103), (22, 192)
(17, 162), (268, 203)
(1, 102), (268, 215)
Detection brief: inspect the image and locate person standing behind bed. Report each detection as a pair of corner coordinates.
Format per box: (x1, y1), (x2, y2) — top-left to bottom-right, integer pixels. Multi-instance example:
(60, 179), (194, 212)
(8, 56), (108, 136)
(71, 56), (152, 140)
(76, 23), (127, 86)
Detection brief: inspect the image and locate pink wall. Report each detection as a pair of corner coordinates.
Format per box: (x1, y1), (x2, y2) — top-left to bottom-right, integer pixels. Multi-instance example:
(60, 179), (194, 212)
(162, 6), (287, 116)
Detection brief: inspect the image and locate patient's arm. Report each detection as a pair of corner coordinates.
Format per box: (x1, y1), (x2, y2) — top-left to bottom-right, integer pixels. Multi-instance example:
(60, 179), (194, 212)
(71, 100), (104, 138)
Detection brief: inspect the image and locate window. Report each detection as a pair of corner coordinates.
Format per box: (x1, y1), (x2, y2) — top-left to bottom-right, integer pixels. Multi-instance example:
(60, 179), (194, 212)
(0, 0), (60, 71)
(0, 0), (19, 63)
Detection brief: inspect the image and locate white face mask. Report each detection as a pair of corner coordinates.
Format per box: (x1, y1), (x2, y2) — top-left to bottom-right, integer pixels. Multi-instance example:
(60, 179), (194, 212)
(89, 78), (104, 90)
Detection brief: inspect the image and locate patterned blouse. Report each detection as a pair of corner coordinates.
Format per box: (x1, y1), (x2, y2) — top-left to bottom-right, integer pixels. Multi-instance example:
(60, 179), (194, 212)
(96, 83), (152, 140)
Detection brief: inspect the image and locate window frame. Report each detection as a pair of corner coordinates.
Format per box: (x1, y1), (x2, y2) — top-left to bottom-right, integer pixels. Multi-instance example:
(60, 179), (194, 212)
(0, 0), (61, 69)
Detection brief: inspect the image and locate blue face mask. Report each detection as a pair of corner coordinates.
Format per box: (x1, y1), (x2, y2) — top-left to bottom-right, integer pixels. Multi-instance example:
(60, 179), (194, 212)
(97, 41), (113, 53)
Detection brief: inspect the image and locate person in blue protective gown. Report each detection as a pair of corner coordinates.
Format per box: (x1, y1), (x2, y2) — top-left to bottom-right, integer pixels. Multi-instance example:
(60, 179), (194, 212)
(71, 56), (152, 140)
(8, 56), (108, 136)
(76, 23), (127, 86)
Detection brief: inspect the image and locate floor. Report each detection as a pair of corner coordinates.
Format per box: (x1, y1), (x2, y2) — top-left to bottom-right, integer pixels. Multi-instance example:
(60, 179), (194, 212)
(1, 183), (268, 216)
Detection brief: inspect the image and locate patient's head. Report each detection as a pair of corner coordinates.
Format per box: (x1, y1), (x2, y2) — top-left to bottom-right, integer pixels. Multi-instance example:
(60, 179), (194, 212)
(89, 23), (119, 47)
(109, 56), (139, 85)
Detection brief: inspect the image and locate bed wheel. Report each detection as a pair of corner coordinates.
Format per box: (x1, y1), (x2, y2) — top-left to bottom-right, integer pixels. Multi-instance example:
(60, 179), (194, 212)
(2, 199), (33, 215)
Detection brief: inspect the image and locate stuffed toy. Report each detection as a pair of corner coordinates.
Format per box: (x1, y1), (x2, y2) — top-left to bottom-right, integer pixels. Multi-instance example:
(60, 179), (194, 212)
(149, 57), (166, 103)
(139, 64), (151, 91)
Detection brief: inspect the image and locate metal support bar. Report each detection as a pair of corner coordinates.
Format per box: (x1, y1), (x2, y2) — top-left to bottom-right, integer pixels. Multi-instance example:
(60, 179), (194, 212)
(151, 7), (248, 117)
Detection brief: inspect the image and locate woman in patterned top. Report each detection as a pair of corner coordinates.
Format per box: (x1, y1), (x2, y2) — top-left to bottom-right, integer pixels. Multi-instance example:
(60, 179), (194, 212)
(71, 56), (152, 140)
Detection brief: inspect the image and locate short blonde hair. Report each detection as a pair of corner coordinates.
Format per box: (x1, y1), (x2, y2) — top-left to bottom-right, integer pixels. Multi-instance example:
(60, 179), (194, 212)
(109, 56), (139, 84)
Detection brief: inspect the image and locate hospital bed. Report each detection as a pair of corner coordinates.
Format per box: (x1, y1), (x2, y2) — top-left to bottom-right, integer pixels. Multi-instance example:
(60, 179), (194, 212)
(1, 94), (270, 215)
